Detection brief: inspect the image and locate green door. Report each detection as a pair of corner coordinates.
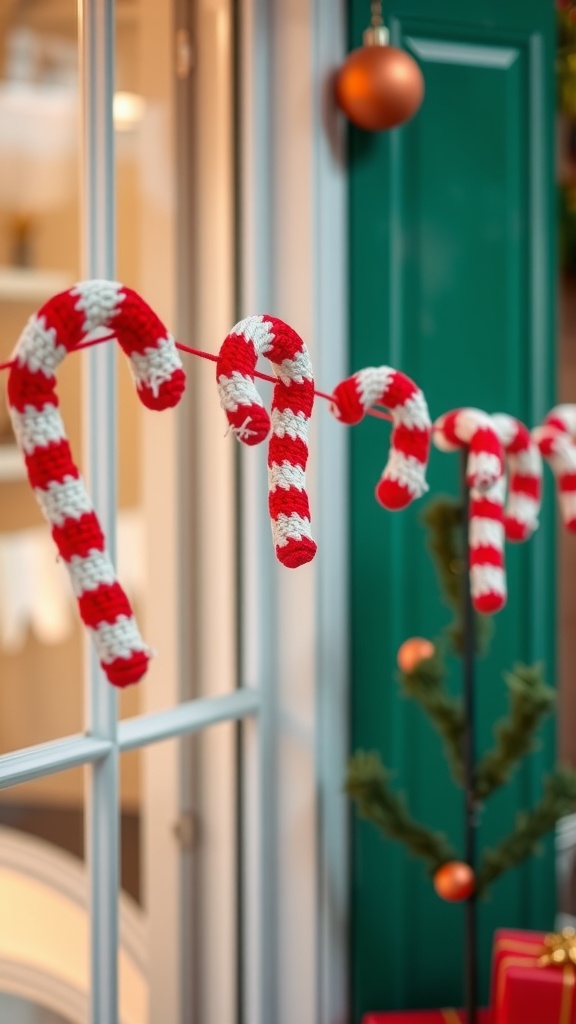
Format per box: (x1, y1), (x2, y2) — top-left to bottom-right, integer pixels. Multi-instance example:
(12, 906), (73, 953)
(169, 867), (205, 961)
(349, 1), (556, 1018)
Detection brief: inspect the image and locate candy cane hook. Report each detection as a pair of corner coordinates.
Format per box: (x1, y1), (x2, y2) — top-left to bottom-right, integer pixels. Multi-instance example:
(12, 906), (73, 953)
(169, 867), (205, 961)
(7, 280), (186, 686)
(491, 413), (542, 542)
(533, 405), (576, 531)
(433, 409), (506, 614)
(216, 314), (316, 568)
(330, 366), (431, 509)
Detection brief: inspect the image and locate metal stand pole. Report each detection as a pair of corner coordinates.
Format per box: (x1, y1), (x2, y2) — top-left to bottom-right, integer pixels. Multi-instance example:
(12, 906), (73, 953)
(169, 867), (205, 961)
(461, 452), (478, 1024)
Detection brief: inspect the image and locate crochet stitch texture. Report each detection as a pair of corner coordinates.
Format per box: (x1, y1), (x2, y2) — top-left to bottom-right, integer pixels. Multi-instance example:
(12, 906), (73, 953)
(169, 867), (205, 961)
(7, 280), (186, 686)
(217, 314), (316, 568)
(331, 365), (432, 510)
(433, 408), (507, 614)
(533, 405), (576, 532)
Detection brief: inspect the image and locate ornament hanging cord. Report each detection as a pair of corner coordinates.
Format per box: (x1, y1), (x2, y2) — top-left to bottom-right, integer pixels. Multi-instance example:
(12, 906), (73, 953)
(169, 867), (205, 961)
(370, 0), (383, 28)
(365, 0), (389, 45)
(0, 332), (394, 423)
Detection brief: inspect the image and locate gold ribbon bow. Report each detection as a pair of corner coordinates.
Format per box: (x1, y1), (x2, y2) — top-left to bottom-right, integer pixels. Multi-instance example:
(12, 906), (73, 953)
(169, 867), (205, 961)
(539, 928), (576, 968)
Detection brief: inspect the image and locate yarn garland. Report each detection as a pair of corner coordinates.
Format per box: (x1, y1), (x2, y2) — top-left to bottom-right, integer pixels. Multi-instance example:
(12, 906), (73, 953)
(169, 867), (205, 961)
(4, 278), (576, 684)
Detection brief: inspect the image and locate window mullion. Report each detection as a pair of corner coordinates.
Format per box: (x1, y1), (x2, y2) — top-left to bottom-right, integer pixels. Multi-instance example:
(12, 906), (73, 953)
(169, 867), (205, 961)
(0, 735), (113, 790)
(78, 3), (120, 1023)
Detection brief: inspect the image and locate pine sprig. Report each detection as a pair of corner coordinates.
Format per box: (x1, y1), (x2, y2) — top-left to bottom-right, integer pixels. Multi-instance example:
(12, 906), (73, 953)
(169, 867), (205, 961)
(399, 648), (465, 784)
(421, 497), (492, 656)
(558, 8), (576, 119)
(474, 664), (557, 800)
(476, 768), (576, 896)
(420, 497), (462, 613)
(346, 751), (457, 871)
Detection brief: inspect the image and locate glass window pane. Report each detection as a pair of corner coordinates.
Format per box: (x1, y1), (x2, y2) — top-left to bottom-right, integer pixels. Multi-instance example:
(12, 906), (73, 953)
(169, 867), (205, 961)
(120, 747), (141, 905)
(114, 0), (237, 715)
(0, 768), (86, 1021)
(0, 766), (83, 859)
(120, 722), (238, 1022)
(190, 722), (238, 1023)
(0, 993), (74, 1023)
(0, 0), (82, 748)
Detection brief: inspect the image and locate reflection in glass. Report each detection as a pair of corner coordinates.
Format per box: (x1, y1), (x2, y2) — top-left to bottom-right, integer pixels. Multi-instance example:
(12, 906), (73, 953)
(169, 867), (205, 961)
(0, 0), (149, 742)
(0, 992), (73, 1023)
(0, 768), (147, 1021)
(120, 724), (238, 1022)
(0, 767), (83, 862)
(0, 0), (82, 749)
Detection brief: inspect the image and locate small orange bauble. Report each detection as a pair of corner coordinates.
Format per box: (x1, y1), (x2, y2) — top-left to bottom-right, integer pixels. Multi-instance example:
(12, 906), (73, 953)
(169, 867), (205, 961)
(335, 43), (424, 131)
(397, 637), (435, 673)
(433, 861), (475, 902)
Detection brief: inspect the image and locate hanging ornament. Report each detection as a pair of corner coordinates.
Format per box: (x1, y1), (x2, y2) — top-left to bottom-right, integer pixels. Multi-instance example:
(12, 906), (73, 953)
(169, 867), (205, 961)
(433, 861), (475, 902)
(335, 1), (424, 131)
(397, 637), (435, 673)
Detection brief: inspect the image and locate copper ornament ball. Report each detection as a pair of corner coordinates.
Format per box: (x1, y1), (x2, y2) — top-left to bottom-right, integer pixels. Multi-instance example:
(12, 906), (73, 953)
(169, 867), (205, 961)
(433, 861), (475, 903)
(397, 637), (435, 673)
(335, 36), (424, 132)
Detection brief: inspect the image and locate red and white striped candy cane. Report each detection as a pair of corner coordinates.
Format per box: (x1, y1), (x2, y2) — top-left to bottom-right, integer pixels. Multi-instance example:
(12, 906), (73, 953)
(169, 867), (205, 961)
(433, 409), (506, 614)
(533, 405), (576, 531)
(330, 366), (431, 509)
(7, 280), (186, 687)
(491, 413), (542, 542)
(216, 314), (316, 568)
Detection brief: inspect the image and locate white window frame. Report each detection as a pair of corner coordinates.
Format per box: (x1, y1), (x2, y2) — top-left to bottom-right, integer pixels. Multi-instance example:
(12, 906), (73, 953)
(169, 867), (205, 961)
(0, 0), (349, 1021)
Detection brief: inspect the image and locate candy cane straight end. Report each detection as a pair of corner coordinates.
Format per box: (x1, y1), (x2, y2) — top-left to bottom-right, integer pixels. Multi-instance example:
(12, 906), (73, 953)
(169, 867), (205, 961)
(277, 536), (318, 569)
(105, 651), (151, 688)
(474, 592), (505, 615)
(376, 479), (413, 510)
(504, 518), (530, 543)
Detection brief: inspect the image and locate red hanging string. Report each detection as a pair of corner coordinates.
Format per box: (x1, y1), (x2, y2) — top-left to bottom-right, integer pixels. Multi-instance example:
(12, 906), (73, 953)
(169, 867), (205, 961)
(0, 332), (394, 423)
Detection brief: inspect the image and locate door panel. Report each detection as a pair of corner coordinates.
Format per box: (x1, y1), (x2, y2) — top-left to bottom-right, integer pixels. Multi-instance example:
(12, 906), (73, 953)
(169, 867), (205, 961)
(349, 1), (555, 1017)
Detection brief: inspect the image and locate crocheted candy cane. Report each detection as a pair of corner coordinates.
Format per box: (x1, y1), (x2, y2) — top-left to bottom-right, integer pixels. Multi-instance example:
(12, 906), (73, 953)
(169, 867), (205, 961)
(433, 409), (506, 614)
(533, 405), (576, 531)
(491, 414), (542, 542)
(7, 280), (186, 687)
(330, 366), (431, 509)
(216, 314), (316, 568)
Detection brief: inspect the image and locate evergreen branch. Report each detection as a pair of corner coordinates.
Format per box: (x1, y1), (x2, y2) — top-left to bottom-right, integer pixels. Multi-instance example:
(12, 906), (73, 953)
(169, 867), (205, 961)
(474, 664), (557, 800)
(420, 497), (463, 613)
(346, 751), (457, 871)
(399, 648), (465, 784)
(420, 497), (492, 656)
(476, 768), (576, 897)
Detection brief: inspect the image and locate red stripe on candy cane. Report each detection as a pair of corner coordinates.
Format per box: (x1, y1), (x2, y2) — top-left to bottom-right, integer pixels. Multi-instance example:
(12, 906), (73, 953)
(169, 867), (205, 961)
(433, 409), (506, 614)
(491, 413), (542, 542)
(533, 405), (576, 531)
(7, 280), (186, 686)
(330, 366), (431, 509)
(216, 314), (316, 569)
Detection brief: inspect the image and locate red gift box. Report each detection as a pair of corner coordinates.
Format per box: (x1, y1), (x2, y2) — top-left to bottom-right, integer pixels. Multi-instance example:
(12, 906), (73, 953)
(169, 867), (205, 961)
(362, 1011), (491, 1023)
(491, 929), (576, 1024)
